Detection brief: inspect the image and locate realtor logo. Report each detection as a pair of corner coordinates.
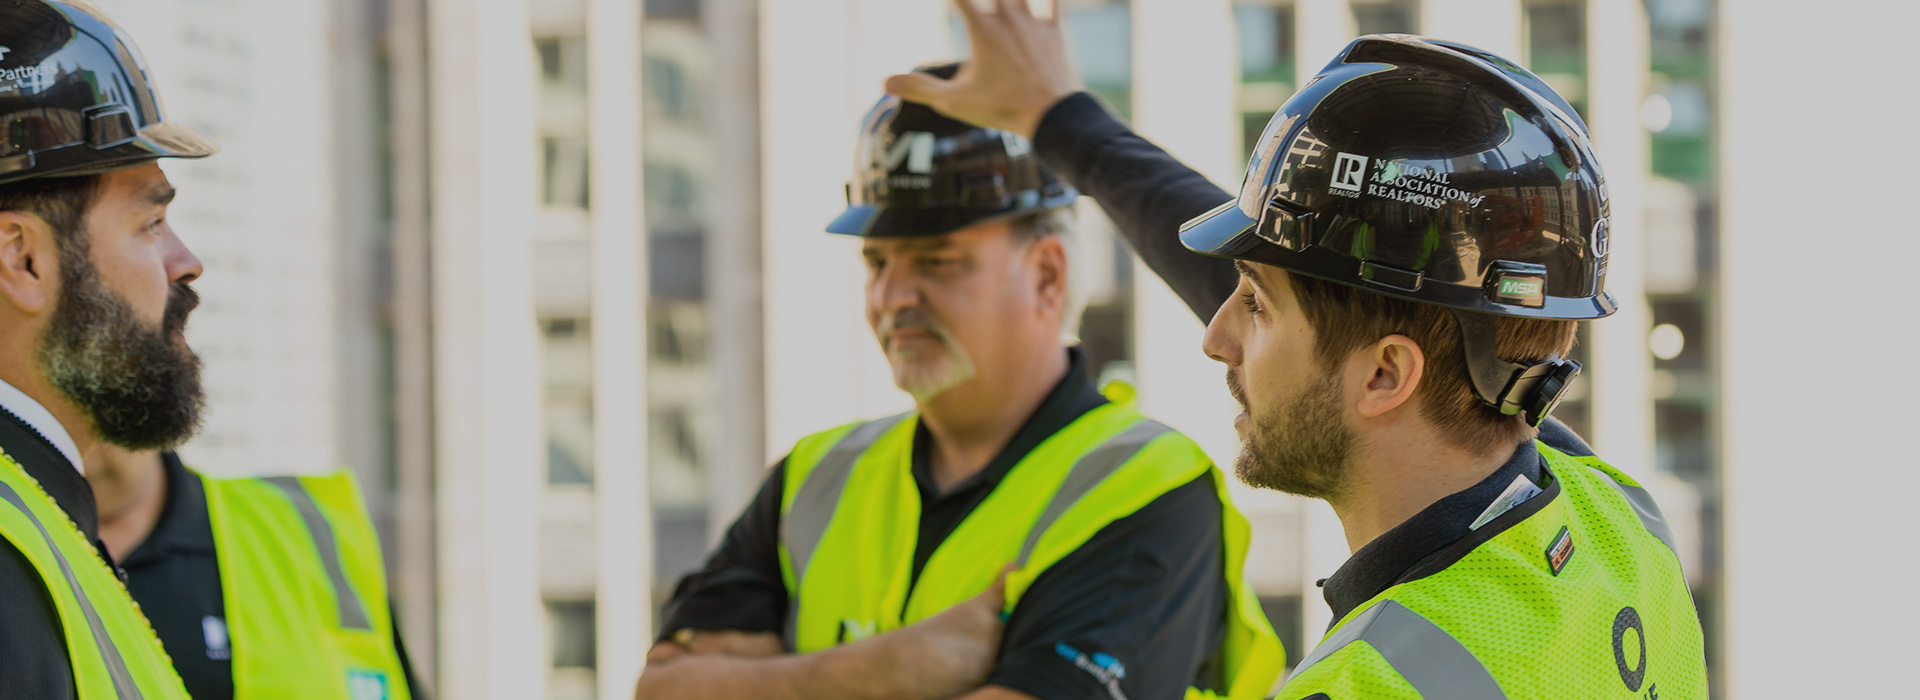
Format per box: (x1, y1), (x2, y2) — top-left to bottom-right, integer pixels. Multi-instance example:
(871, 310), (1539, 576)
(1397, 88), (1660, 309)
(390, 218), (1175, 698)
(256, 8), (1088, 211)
(1330, 152), (1369, 192)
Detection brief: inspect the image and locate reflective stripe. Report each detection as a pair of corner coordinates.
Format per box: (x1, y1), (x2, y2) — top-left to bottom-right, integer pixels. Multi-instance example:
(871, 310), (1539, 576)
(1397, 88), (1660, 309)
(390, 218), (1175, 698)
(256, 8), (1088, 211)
(263, 477), (372, 630)
(1289, 601), (1506, 700)
(1590, 468), (1678, 554)
(0, 479), (145, 700)
(1015, 420), (1171, 566)
(781, 412), (912, 587)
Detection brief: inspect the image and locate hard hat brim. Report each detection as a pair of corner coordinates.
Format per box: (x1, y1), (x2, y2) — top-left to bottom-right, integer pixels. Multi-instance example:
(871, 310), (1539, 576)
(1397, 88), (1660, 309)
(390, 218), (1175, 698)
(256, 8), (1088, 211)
(1178, 198), (1263, 259)
(1, 120), (220, 184)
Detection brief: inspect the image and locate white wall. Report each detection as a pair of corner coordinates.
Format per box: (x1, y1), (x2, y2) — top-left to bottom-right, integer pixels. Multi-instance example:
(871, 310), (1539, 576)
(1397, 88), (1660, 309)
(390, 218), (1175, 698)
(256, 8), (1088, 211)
(95, 0), (342, 478)
(1717, 1), (1920, 696)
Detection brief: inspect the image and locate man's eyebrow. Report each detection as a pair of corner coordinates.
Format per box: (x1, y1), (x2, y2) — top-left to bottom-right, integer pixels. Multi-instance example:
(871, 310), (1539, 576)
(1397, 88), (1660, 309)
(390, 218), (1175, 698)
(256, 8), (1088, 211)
(1233, 260), (1275, 298)
(148, 185), (177, 206)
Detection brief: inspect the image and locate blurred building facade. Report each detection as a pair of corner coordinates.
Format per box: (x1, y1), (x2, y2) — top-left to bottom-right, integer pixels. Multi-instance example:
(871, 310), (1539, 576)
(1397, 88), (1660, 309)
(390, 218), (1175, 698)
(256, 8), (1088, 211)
(90, 0), (1920, 698)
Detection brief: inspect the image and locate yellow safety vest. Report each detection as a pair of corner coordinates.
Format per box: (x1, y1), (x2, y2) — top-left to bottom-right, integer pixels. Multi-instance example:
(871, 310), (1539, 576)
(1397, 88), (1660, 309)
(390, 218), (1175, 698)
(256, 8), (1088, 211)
(1276, 443), (1708, 699)
(0, 451), (191, 700)
(777, 400), (1285, 700)
(201, 470), (412, 700)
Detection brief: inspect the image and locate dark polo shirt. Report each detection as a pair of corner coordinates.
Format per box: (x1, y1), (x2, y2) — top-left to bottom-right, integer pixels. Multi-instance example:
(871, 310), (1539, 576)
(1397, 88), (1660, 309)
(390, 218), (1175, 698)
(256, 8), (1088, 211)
(661, 348), (1232, 700)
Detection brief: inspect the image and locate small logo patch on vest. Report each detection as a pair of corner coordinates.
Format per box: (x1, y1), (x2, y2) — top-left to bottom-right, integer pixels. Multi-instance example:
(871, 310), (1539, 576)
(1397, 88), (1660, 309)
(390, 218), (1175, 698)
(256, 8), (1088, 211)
(1546, 525), (1576, 576)
(200, 616), (231, 661)
(347, 670), (389, 700)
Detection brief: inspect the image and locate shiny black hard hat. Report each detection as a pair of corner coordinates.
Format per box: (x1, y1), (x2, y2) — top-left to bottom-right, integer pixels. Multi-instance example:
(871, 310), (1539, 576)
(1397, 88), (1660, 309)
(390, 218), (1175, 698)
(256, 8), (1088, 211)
(0, 0), (217, 185)
(827, 63), (1076, 238)
(1183, 35), (1610, 425)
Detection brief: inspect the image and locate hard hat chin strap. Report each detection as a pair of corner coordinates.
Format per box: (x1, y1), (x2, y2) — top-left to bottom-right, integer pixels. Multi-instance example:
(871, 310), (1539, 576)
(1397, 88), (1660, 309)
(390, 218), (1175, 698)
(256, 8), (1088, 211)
(1450, 309), (1582, 427)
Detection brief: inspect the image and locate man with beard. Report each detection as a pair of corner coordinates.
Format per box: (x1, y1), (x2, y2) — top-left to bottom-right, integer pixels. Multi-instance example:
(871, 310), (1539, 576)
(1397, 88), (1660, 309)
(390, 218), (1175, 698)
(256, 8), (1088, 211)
(634, 64), (1284, 700)
(0, 3), (414, 700)
(889, 5), (1707, 698)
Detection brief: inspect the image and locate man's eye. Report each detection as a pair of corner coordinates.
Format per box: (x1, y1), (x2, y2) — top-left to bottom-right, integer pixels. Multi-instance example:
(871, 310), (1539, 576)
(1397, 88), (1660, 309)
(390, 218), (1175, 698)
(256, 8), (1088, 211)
(1240, 292), (1263, 315)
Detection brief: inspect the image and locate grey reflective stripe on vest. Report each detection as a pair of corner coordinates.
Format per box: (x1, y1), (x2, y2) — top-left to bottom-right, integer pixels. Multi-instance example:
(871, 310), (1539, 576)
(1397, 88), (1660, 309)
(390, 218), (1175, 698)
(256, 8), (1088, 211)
(781, 412), (913, 589)
(1289, 600), (1506, 700)
(263, 477), (372, 630)
(0, 480), (145, 700)
(1591, 467), (1679, 554)
(1015, 420), (1172, 567)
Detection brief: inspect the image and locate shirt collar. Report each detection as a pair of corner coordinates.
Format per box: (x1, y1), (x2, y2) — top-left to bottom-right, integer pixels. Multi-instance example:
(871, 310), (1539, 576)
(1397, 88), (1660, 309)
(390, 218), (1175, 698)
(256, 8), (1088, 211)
(1320, 440), (1548, 626)
(910, 346), (1108, 500)
(0, 377), (84, 475)
(120, 452), (216, 567)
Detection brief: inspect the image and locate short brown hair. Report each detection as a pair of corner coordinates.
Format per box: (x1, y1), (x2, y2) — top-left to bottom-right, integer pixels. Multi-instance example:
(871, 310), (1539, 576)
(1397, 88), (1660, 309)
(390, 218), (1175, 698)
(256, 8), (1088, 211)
(1286, 272), (1577, 454)
(0, 175), (100, 265)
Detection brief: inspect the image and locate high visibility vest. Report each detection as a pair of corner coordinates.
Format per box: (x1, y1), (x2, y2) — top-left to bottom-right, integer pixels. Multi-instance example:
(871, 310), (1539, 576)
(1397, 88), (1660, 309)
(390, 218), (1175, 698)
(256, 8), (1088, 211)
(201, 470), (412, 700)
(0, 451), (191, 700)
(1277, 443), (1709, 699)
(777, 401), (1285, 700)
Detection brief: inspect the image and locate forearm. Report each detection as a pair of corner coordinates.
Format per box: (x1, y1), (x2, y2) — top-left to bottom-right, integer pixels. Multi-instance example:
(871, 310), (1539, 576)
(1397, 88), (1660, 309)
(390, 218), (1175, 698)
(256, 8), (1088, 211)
(636, 637), (920, 700)
(956, 686), (1040, 700)
(1033, 93), (1241, 322)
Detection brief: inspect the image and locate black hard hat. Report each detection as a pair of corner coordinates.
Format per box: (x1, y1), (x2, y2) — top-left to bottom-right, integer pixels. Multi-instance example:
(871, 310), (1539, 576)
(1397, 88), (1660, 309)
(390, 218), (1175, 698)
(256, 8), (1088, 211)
(1182, 35), (1610, 425)
(0, 0), (217, 185)
(827, 63), (1075, 238)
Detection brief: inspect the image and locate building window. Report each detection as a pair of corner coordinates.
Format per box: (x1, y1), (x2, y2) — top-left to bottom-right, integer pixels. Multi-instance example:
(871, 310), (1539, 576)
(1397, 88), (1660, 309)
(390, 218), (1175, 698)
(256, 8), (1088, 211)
(1351, 0), (1418, 35)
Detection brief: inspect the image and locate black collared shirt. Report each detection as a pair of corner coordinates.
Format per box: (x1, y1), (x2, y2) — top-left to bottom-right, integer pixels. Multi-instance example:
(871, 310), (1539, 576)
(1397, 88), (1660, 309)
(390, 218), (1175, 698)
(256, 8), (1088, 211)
(117, 453), (425, 700)
(661, 348), (1231, 700)
(1033, 89), (1602, 632)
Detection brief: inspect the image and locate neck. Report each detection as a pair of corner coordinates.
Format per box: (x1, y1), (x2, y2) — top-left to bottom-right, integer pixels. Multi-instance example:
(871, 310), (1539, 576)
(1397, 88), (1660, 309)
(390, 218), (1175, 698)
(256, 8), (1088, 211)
(88, 448), (167, 561)
(1329, 430), (1516, 554)
(0, 348), (98, 462)
(918, 347), (1068, 492)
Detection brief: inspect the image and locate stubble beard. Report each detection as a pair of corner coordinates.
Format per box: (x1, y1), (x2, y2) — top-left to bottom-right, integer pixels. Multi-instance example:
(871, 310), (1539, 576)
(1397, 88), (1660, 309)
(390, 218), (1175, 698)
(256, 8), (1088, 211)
(880, 307), (978, 403)
(1230, 369), (1355, 500)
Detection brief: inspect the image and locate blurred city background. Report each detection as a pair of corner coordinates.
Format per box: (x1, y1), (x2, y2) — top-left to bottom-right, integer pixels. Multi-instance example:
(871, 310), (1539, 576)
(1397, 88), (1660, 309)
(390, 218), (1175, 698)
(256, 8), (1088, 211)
(86, 0), (1915, 698)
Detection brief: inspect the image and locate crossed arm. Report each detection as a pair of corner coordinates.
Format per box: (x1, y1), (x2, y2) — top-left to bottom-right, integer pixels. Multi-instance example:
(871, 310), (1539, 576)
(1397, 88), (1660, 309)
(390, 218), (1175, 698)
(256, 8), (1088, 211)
(632, 583), (1035, 700)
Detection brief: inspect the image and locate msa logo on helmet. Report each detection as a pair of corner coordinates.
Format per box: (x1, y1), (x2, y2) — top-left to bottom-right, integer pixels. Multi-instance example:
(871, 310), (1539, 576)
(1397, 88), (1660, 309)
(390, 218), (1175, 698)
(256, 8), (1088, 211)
(1329, 152), (1369, 193)
(874, 131), (935, 175)
(1498, 278), (1542, 298)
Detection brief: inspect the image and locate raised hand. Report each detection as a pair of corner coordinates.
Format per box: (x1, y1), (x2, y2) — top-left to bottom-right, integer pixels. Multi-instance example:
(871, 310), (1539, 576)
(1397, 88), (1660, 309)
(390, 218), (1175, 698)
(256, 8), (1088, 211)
(884, 0), (1083, 138)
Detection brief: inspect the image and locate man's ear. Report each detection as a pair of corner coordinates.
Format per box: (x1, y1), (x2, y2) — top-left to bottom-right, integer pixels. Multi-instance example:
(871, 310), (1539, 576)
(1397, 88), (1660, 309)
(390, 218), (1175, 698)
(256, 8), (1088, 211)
(1027, 234), (1068, 317)
(1355, 334), (1426, 419)
(0, 211), (57, 315)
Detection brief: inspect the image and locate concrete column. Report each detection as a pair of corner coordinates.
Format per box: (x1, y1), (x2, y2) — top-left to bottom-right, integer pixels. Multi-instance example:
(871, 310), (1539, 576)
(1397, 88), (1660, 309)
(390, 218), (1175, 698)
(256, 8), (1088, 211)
(703, 0), (768, 542)
(1718, 2), (1919, 697)
(1294, 0), (1355, 646)
(1296, 0), (1355, 73)
(757, 0), (945, 459)
(383, 0), (438, 684)
(1419, 0), (1521, 55)
(1130, 0), (1239, 465)
(587, 0), (651, 697)
(427, 0), (546, 696)
(1583, 0), (1655, 478)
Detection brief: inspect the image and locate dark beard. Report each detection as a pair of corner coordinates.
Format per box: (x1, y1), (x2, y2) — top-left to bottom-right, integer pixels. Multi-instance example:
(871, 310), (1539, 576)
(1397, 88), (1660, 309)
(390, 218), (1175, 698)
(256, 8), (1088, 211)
(38, 255), (204, 451)
(1230, 370), (1353, 500)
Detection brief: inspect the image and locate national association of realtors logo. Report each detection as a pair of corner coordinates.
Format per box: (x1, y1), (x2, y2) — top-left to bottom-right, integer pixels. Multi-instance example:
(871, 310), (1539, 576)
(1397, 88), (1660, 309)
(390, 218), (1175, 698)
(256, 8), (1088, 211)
(1329, 152), (1369, 193)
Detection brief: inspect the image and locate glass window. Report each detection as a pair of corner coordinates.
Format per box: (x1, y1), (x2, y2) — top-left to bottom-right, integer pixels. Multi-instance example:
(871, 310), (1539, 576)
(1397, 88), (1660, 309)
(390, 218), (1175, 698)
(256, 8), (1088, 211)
(641, 7), (722, 596)
(546, 600), (596, 700)
(1350, 0), (1418, 35)
(1234, 1), (1295, 156)
(1523, 0), (1588, 116)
